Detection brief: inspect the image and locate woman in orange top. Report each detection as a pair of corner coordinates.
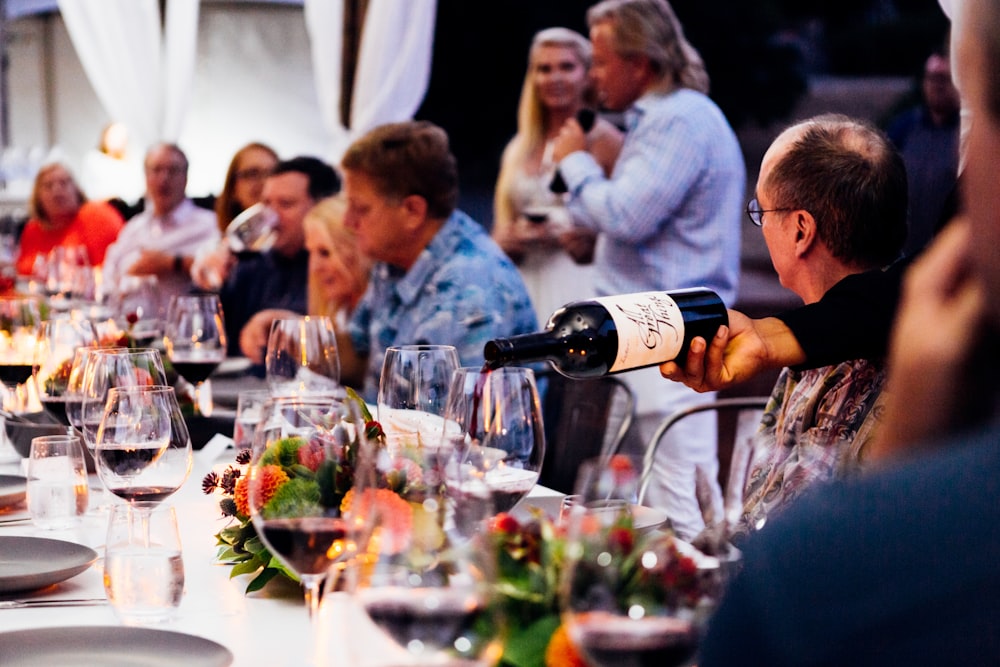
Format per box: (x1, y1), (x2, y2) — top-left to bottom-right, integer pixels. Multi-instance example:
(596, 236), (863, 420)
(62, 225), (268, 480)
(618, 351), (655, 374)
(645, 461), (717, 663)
(16, 163), (126, 275)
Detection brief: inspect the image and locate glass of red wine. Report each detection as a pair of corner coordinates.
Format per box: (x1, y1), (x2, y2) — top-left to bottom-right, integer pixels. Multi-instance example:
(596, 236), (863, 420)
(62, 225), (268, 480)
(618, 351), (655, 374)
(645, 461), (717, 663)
(441, 366), (545, 516)
(163, 294), (227, 416)
(247, 392), (377, 629)
(33, 318), (99, 425)
(347, 446), (502, 666)
(0, 295), (42, 412)
(93, 385), (193, 510)
(560, 455), (723, 667)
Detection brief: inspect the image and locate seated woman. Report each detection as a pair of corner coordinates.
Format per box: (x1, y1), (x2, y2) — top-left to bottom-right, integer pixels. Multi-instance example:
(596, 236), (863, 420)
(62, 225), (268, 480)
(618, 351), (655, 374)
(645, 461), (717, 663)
(16, 162), (125, 275)
(734, 114), (908, 539)
(213, 142), (280, 235)
(493, 27), (622, 322)
(238, 196), (371, 364)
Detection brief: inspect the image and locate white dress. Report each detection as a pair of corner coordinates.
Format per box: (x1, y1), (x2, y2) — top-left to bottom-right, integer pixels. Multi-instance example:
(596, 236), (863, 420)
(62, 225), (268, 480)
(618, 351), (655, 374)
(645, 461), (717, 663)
(508, 149), (596, 325)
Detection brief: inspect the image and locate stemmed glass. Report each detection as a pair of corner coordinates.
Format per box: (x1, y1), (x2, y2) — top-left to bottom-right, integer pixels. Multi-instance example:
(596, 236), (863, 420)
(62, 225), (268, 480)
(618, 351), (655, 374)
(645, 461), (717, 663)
(33, 318), (99, 424)
(247, 393), (376, 628)
(560, 455), (723, 667)
(264, 316), (340, 396)
(347, 448), (502, 666)
(104, 275), (163, 345)
(441, 366), (545, 515)
(377, 344), (459, 449)
(94, 385), (193, 507)
(0, 295), (42, 412)
(78, 348), (168, 509)
(163, 294), (227, 416)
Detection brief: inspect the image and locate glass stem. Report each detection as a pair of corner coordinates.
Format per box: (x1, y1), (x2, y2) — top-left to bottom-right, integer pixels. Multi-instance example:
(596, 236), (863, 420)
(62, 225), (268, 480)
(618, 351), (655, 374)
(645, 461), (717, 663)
(303, 574), (323, 622)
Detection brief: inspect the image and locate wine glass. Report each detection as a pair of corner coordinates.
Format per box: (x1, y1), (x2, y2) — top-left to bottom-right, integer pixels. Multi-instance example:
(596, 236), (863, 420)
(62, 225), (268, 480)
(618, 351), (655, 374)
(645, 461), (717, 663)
(247, 392), (376, 628)
(441, 366), (545, 515)
(0, 295), (42, 412)
(264, 316), (340, 396)
(347, 448), (502, 666)
(104, 275), (163, 346)
(33, 318), (99, 425)
(377, 344), (459, 449)
(94, 385), (193, 507)
(560, 455), (723, 667)
(163, 294), (227, 416)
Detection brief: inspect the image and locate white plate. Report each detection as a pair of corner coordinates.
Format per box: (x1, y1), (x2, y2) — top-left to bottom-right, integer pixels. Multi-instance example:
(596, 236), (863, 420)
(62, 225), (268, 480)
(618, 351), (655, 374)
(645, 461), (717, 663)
(0, 536), (98, 594)
(0, 474), (26, 510)
(513, 495), (668, 533)
(0, 626), (233, 666)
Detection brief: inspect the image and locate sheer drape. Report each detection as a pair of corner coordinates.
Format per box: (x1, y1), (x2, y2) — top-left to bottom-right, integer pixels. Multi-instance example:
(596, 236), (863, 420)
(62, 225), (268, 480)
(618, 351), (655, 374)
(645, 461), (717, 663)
(305, 0), (437, 163)
(57, 0), (200, 153)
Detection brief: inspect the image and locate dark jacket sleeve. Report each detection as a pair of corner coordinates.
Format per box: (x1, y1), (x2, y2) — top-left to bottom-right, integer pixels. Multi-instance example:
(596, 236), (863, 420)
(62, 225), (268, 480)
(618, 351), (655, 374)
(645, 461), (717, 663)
(775, 257), (911, 369)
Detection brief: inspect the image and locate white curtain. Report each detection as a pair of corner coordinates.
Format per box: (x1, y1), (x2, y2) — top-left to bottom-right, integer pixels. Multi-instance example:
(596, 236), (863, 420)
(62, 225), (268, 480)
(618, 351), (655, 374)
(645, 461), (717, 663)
(57, 0), (200, 154)
(305, 0), (437, 164)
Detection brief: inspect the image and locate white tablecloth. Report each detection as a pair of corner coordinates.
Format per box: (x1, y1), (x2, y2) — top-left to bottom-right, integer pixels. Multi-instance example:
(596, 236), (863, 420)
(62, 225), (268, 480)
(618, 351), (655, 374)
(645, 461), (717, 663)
(0, 437), (562, 665)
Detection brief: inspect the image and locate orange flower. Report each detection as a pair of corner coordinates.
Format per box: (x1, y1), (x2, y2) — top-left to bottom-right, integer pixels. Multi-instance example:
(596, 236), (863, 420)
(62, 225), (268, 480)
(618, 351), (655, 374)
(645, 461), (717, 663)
(342, 487), (413, 554)
(545, 624), (587, 667)
(234, 465), (289, 517)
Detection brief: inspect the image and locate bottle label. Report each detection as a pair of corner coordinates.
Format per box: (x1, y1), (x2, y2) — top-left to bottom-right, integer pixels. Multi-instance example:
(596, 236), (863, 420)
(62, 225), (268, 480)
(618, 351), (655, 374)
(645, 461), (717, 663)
(594, 292), (684, 372)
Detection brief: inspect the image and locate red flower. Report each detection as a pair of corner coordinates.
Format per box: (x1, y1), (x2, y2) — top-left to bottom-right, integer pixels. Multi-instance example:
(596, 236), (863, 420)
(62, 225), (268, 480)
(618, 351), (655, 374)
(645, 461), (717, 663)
(607, 526), (634, 554)
(296, 440), (324, 472)
(490, 512), (520, 535)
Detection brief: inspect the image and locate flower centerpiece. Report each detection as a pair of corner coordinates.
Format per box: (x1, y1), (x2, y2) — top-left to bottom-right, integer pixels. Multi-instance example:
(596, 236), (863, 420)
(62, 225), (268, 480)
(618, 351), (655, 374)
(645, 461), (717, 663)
(202, 387), (386, 592)
(489, 456), (718, 667)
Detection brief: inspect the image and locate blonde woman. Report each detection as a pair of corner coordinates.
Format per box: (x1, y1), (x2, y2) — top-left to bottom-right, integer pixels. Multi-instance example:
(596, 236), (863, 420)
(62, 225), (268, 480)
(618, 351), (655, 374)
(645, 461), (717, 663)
(493, 27), (623, 323)
(238, 196), (371, 364)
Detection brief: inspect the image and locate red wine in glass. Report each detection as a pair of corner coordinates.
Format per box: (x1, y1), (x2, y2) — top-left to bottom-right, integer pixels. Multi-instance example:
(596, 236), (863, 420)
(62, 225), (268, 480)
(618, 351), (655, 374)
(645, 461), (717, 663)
(360, 589), (487, 653)
(170, 359), (222, 385)
(260, 516), (353, 576)
(569, 613), (699, 667)
(0, 363), (34, 385)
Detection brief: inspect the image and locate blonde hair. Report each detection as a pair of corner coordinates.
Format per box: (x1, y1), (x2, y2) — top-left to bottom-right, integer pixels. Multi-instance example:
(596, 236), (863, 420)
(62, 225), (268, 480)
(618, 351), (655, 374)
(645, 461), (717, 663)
(494, 27), (593, 229)
(29, 163), (87, 223)
(303, 196), (371, 320)
(587, 0), (709, 95)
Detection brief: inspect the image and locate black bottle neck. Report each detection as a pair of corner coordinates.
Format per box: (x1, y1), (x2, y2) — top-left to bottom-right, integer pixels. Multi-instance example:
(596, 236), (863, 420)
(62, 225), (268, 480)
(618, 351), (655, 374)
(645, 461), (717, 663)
(483, 332), (559, 368)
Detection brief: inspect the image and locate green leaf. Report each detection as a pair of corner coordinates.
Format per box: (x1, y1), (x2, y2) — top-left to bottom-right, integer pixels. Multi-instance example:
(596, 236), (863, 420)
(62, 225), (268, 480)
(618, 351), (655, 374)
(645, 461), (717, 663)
(263, 477), (322, 518)
(500, 614), (560, 667)
(245, 567), (281, 594)
(230, 558), (264, 578)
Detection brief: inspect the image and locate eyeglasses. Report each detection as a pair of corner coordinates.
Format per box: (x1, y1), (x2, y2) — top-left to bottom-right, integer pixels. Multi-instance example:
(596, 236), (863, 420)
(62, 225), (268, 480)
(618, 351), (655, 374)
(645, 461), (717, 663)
(746, 197), (794, 227)
(235, 167), (271, 181)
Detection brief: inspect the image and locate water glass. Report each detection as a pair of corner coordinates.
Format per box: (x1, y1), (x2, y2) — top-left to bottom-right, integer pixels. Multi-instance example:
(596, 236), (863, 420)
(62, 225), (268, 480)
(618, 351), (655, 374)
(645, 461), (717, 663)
(232, 388), (270, 451)
(264, 316), (340, 396)
(104, 502), (185, 626)
(26, 434), (89, 529)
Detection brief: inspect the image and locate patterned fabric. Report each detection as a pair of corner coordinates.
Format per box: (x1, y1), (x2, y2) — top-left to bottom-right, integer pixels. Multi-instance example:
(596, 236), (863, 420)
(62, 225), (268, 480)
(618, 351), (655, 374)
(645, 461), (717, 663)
(348, 210), (538, 401)
(736, 359), (886, 539)
(559, 88), (744, 306)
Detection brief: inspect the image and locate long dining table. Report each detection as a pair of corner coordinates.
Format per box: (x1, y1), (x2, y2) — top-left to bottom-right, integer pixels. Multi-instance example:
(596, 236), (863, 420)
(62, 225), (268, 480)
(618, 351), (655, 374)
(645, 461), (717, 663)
(0, 432), (563, 665)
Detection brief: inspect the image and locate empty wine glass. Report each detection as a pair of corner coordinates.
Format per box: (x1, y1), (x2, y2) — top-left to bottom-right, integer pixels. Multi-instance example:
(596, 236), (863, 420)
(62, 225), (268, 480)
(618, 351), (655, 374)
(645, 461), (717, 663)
(247, 393), (376, 628)
(377, 344), (459, 449)
(33, 318), (99, 425)
(264, 316), (340, 396)
(561, 455), (723, 667)
(441, 366), (545, 515)
(163, 294), (227, 416)
(0, 295), (42, 412)
(104, 275), (163, 345)
(348, 448), (502, 666)
(94, 385), (193, 507)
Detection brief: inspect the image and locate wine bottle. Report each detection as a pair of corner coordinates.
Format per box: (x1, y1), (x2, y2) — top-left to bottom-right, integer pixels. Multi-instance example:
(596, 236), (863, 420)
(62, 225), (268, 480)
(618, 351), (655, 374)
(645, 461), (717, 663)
(484, 288), (727, 378)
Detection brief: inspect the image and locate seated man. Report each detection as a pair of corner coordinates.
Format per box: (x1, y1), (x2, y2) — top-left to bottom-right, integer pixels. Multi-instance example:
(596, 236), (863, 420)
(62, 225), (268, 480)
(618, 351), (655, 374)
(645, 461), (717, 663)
(216, 157), (340, 356)
(102, 143), (219, 312)
(734, 114), (907, 537)
(337, 120), (538, 400)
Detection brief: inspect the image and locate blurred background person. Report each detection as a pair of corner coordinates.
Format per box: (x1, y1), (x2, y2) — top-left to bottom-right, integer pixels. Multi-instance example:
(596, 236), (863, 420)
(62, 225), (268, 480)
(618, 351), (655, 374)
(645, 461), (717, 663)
(238, 195), (371, 364)
(213, 142), (280, 235)
(102, 143), (219, 310)
(217, 156), (340, 356)
(551, 0), (745, 538)
(493, 27), (623, 323)
(887, 45), (961, 257)
(16, 162), (125, 275)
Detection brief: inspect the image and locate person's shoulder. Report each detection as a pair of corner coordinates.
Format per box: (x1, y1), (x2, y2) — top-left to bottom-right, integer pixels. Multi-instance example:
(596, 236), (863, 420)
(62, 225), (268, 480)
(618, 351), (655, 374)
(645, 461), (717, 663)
(80, 200), (125, 224)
